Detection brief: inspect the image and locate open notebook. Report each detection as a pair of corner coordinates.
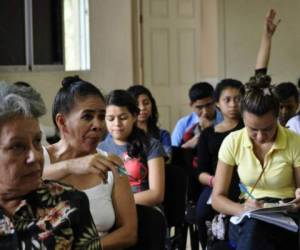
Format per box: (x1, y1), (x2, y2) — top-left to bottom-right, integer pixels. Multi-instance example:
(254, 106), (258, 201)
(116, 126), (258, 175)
(230, 201), (298, 232)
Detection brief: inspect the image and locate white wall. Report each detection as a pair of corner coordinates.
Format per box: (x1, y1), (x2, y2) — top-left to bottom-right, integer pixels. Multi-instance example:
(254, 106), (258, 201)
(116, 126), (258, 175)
(0, 0), (133, 127)
(1, 0), (299, 128)
(218, 0), (300, 83)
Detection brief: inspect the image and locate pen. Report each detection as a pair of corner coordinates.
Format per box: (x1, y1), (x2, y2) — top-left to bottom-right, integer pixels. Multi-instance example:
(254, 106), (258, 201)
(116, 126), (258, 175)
(116, 165), (130, 177)
(239, 183), (255, 200)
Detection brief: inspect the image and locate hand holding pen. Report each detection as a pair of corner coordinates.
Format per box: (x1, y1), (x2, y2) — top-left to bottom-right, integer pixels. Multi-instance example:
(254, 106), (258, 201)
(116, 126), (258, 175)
(239, 183), (263, 211)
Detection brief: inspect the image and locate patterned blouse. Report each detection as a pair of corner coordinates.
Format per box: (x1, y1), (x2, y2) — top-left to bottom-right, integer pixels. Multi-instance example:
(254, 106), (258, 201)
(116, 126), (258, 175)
(0, 181), (101, 250)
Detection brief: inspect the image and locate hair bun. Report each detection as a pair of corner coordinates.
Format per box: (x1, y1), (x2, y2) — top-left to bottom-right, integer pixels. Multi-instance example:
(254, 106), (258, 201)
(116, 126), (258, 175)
(245, 74), (272, 91)
(61, 75), (82, 87)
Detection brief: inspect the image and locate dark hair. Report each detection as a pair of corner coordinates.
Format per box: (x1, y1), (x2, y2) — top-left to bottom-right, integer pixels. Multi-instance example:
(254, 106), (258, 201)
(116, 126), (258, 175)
(52, 75), (104, 129)
(127, 85), (160, 139)
(274, 82), (299, 103)
(241, 74), (279, 117)
(106, 89), (149, 159)
(189, 82), (214, 103)
(13, 81), (31, 88)
(214, 78), (244, 101)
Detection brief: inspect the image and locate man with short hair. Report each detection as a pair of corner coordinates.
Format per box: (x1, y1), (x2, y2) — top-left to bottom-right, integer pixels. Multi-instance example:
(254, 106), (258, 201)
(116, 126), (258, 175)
(171, 82), (223, 148)
(275, 82), (299, 126)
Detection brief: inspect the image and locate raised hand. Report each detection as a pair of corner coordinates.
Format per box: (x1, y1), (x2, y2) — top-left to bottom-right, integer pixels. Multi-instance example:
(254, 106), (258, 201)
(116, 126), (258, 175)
(265, 9), (281, 37)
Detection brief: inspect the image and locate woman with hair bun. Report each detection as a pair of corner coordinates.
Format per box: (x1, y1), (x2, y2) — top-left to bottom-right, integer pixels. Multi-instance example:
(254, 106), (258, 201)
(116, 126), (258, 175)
(211, 74), (300, 250)
(43, 76), (137, 250)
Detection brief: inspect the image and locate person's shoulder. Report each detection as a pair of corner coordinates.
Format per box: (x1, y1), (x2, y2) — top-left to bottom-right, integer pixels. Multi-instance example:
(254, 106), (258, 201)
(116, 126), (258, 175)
(148, 136), (166, 156)
(175, 112), (196, 125)
(227, 127), (245, 138)
(149, 136), (162, 147)
(98, 134), (113, 149)
(286, 115), (300, 128)
(160, 128), (170, 137)
(34, 180), (89, 206)
(283, 125), (300, 140)
(221, 127), (246, 148)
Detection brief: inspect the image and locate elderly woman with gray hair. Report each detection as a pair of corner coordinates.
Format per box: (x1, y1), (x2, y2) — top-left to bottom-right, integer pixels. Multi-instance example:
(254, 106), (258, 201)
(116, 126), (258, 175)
(0, 82), (101, 249)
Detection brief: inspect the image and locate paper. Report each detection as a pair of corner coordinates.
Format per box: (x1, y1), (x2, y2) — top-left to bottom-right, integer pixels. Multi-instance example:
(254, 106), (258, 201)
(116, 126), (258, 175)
(230, 202), (298, 232)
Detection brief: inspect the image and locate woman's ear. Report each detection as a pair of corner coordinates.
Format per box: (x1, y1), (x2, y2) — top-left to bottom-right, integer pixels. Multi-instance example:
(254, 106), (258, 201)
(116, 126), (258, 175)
(56, 113), (68, 133)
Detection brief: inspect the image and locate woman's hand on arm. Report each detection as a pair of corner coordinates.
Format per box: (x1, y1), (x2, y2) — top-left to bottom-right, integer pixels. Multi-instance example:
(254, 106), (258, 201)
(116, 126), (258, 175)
(255, 9), (280, 70)
(212, 160), (244, 216)
(101, 175), (138, 250)
(43, 153), (123, 182)
(134, 157), (165, 206)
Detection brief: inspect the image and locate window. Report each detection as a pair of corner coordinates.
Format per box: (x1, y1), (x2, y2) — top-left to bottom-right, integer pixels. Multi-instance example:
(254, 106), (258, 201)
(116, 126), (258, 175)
(64, 0), (90, 71)
(0, 0), (90, 71)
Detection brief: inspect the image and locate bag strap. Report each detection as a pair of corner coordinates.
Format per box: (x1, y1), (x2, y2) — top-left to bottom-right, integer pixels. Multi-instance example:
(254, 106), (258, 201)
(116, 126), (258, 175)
(248, 165), (267, 197)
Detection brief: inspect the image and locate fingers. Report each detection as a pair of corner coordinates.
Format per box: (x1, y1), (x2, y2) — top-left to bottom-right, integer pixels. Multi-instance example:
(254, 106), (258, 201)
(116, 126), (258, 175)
(107, 153), (124, 167)
(243, 199), (263, 211)
(92, 153), (123, 177)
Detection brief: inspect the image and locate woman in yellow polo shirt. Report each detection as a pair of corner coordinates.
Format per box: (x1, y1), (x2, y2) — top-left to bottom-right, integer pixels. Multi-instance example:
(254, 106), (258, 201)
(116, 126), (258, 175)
(211, 73), (300, 250)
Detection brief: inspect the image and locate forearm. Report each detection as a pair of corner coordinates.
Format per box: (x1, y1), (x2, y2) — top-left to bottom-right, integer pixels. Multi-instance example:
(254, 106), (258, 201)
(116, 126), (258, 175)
(134, 189), (164, 207)
(199, 172), (213, 186)
(212, 193), (244, 216)
(42, 161), (71, 181)
(101, 227), (137, 250)
(255, 32), (272, 70)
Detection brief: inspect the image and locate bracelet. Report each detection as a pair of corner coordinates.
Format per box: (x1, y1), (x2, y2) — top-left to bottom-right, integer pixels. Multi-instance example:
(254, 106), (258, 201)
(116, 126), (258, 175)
(208, 176), (214, 187)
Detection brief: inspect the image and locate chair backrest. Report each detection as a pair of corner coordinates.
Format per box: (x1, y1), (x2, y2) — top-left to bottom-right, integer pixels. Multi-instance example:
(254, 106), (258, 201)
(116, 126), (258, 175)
(171, 146), (202, 203)
(163, 164), (188, 227)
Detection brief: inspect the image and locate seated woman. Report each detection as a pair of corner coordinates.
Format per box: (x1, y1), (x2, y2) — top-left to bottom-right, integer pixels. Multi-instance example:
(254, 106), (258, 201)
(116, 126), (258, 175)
(212, 74), (300, 250)
(98, 89), (166, 250)
(196, 78), (244, 249)
(127, 85), (172, 157)
(0, 82), (101, 249)
(42, 76), (137, 250)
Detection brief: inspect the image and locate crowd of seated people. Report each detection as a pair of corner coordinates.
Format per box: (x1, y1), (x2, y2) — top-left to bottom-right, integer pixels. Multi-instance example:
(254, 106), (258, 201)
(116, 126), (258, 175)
(2, 7), (300, 250)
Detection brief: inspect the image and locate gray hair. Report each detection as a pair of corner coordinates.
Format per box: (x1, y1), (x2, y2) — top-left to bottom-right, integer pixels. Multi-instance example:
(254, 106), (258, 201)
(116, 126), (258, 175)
(0, 81), (46, 121)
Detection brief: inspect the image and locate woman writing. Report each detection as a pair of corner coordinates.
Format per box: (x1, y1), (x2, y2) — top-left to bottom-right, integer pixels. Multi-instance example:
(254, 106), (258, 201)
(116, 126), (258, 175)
(212, 74), (300, 250)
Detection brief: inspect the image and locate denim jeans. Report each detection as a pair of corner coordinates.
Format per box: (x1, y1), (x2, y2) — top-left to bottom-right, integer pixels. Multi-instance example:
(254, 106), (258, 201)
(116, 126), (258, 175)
(196, 186), (216, 249)
(228, 218), (298, 250)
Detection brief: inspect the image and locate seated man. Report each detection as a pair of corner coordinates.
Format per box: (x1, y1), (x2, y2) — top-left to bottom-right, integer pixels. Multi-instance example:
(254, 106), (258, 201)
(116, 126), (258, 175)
(171, 82), (223, 148)
(274, 82), (299, 126)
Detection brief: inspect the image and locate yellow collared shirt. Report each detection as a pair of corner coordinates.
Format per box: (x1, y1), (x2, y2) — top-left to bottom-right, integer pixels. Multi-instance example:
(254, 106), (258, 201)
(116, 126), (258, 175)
(219, 125), (300, 199)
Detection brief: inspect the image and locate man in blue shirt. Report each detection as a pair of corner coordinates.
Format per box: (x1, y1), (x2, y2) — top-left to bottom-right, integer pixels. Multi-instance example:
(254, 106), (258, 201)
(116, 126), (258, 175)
(171, 82), (223, 148)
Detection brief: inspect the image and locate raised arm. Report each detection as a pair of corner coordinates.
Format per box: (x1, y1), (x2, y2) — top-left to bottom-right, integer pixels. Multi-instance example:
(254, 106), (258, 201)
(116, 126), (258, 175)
(255, 9), (280, 70)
